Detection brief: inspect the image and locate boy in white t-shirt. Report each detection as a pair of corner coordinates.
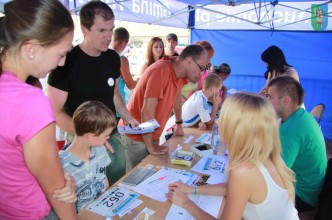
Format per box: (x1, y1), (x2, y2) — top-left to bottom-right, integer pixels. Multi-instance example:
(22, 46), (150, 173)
(160, 74), (222, 144)
(182, 73), (222, 129)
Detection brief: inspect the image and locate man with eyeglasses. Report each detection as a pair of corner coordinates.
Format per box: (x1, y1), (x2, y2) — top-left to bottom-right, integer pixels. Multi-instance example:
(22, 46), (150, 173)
(120, 44), (208, 171)
(267, 76), (326, 214)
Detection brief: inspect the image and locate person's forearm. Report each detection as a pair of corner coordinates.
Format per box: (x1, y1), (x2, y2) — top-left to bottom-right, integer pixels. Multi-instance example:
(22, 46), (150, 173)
(114, 92), (130, 121)
(122, 72), (137, 89)
(24, 124), (77, 219)
(194, 183), (226, 196)
(37, 158), (77, 219)
(141, 109), (155, 151)
(208, 105), (219, 125)
(55, 111), (75, 136)
(142, 132), (155, 152)
(173, 91), (182, 121)
(121, 57), (137, 89)
(36, 152), (77, 219)
(125, 78), (137, 89)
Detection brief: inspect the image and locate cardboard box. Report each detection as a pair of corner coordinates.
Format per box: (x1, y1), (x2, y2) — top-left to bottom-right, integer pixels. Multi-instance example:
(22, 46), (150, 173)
(191, 143), (213, 157)
(170, 150), (194, 166)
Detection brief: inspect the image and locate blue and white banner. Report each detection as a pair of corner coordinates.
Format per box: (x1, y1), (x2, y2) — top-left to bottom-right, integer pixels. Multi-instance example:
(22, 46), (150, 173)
(65, 0), (190, 28)
(194, 1), (331, 31)
(1, 0), (330, 30)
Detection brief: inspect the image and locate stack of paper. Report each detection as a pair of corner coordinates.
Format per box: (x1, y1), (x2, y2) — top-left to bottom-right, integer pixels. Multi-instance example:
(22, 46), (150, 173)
(119, 167), (157, 190)
(118, 119), (160, 134)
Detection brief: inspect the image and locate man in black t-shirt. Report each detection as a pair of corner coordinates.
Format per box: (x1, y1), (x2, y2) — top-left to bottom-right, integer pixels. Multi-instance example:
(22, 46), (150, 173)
(47, 1), (138, 186)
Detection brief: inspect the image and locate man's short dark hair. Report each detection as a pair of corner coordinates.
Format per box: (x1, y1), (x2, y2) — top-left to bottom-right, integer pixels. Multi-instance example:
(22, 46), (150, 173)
(178, 44), (205, 62)
(113, 27), (129, 42)
(268, 76), (305, 106)
(80, 1), (114, 30)
(166, 33), (178, 42)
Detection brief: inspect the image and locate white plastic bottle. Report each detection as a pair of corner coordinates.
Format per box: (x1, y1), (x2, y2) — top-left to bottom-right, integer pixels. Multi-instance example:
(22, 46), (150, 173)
(211, 121), (220, 154)
(211, 120), (226, 156)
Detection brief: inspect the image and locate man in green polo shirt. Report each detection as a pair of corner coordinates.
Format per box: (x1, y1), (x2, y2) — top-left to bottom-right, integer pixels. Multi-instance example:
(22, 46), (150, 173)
(267, 76), (327, 213)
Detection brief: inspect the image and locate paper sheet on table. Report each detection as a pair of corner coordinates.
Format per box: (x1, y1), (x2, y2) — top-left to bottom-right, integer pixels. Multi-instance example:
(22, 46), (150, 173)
(191, 155), (228, 184)
(165, 194), (223, 220)
(87, 186), (139, 217)
(195, 133), (212, 145)
(117, 119), (160, 134)
(133, 168), (191, 202)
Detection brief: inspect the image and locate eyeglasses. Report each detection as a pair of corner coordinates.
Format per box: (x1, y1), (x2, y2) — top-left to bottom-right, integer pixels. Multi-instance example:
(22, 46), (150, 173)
(192, 59), (205, 72)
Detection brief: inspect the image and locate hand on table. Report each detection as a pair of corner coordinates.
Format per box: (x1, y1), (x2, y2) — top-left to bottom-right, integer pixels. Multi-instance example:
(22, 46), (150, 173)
(198, 122), (207, 130)
(147, 145), (169, 155)
(53, 172), (77, 203)
(166, 186), (192, 208)
(168, 181), (193, 194)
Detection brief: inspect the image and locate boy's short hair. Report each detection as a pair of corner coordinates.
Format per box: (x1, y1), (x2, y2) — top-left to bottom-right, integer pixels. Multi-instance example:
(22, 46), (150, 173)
(203, 74), (222, 90)
(73, 101), (117, 136)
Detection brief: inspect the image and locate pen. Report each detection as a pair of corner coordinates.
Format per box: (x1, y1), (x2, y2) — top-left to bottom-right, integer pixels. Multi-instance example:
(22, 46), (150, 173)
(147, 176), (167, 184)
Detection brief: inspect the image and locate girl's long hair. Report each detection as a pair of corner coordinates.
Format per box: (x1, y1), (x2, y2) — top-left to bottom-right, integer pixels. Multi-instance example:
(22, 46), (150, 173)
(146, 37), (164, 67)
(218, 92), (295, 201)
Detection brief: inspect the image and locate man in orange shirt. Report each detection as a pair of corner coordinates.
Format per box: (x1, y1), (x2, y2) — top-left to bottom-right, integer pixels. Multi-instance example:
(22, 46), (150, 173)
(121, 44), (208, 171)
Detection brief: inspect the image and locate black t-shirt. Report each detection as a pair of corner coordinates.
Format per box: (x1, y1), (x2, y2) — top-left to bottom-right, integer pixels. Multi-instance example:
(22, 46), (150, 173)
(48, 45), (120, 116)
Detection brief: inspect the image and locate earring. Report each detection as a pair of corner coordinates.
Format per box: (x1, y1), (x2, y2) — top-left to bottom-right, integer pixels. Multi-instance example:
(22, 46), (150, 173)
(30, 55), (34, 59)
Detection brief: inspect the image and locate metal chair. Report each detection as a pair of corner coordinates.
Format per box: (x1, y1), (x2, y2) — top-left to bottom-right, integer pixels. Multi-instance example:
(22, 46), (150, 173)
(310, 103), (325, 124)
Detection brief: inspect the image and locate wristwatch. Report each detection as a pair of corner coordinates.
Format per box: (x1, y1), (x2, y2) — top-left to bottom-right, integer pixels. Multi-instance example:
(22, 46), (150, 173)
(175, 119), (183, 125)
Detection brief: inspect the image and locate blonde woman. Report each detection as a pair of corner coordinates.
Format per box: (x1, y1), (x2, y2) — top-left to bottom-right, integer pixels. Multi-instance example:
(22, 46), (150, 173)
(140, 37), (164, 76)
(166, 93), (299, 220)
